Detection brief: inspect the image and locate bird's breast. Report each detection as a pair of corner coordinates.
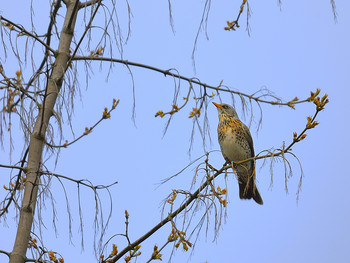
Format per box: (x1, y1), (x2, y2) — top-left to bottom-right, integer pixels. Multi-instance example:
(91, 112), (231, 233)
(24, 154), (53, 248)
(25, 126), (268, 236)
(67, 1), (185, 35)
(218, 125), (251, 162)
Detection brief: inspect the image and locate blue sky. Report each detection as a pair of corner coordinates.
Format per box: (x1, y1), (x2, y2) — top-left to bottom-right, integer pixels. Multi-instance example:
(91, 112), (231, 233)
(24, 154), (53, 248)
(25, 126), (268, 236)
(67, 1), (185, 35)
(1, 0), (350, 262)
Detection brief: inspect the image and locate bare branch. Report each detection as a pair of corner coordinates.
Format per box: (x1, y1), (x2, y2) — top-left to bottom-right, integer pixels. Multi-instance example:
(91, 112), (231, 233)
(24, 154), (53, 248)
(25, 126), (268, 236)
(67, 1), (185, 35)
(79, 0), (101, 9)
(0, 163), (25, 170)
(0, 249), (10, 258)
(72, 56), (310, 107)
(0, 147), (29, 218)
(45, 98), (119, 148)
(41, 170), (118, 190)
(65, 0), (103, 73)
(110, 164), (227, 262)
(0, 16), (55, 54)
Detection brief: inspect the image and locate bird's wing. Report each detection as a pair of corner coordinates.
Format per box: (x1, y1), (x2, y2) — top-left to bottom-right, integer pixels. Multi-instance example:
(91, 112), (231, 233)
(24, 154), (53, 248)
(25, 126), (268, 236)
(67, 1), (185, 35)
(242, 124), (255, 175)
(242, 123), (255, 157)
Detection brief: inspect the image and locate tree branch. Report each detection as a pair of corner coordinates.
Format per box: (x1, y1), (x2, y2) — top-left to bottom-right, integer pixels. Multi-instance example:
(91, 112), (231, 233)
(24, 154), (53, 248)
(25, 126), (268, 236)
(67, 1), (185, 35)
(0, 164), (25, 170)
(65, 0), (102, 73)
(110, 165), (226, 262)
(79, 0), (101, 9)
(0, 249), (10, 258)
(0, 16), (55, 54)
(72, 56), (309, 107)
(41, 170), (118, 190)
(0, 148), (29, 218)
(45, 99), (119, 148)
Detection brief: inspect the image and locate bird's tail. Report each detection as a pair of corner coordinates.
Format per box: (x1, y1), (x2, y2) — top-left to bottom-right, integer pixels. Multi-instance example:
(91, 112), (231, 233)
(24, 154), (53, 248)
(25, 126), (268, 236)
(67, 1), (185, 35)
(239, 182), (263, 205)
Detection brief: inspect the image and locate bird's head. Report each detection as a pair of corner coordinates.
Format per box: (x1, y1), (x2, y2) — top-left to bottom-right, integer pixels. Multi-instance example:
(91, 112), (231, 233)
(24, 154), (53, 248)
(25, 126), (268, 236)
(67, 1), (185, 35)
(212, 102), (239, 119)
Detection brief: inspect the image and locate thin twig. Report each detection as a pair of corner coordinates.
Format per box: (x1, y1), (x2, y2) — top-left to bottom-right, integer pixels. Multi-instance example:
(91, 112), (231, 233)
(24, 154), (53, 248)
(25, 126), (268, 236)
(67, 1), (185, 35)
(41, 170), (118, 190)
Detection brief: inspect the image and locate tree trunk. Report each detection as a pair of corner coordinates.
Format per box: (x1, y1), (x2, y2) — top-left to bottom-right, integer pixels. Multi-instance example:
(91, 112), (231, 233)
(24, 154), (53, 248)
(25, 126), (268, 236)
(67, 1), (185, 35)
(9, 2), (78, 262)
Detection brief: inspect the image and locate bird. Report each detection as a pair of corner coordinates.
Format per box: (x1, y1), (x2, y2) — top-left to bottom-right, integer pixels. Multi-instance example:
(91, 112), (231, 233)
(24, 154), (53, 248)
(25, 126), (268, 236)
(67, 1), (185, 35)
(212, 102), (263, 205)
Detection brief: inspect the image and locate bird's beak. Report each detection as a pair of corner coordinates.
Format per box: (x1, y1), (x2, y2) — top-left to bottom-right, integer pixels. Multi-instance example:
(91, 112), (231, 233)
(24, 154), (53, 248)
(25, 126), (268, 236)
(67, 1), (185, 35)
(212, 102), (222, 108)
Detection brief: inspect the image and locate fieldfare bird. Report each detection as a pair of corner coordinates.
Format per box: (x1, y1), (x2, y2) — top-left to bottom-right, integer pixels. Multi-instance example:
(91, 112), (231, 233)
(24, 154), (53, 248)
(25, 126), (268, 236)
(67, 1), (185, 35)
(213, 102), (263, 205)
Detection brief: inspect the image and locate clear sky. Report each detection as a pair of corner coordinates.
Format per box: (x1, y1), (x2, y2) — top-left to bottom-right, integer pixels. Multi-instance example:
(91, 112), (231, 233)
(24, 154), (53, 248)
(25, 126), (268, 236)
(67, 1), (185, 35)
(1, 0), (350, 262)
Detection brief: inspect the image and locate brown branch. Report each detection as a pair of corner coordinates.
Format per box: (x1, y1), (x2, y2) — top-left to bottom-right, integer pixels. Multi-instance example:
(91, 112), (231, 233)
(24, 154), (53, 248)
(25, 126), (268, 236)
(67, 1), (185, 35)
(72, 56), (309, 107)
(79, 0), (101, 9)
(145, 241), (170, 263)
(233, 100), (326, 174)
(236, 0), (248, 26)
(110, 165), (226, 262)
(45, 99), (119, 148)
(224, 0), (249, 31)
(0, 164), (26, 170)
(65, 0), (102, 73)
(0, 249), (10, 258)
(0, 16), (55, 54)
(41, 170), (118, 190)
(235, 116), (317, 167)
(0, 148), (29, 218)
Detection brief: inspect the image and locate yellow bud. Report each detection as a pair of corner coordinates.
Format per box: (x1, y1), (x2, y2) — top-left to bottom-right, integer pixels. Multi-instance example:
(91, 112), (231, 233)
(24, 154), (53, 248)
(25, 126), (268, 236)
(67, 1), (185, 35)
(134, 245), (141, 250)
(103, 107), (111, 119)
(293, 132), (297, 141)
(111, 244), (118, 256)
(299, 134), (307, 141)
(222, 199), (227, 207)
(84, 127), (90, 135)
(155, 110), (165, 118)
(112, 98), (120, 109)
(48, 251), (57, 261)
(182, 242), (188, 251)
(308, 88), (321, 101)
